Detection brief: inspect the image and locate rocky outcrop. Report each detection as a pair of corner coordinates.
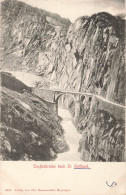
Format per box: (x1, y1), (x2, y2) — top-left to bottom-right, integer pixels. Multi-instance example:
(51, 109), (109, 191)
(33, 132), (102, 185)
(1, 2), (125, 105)
(78, 96), (125, 162)
(0, 72), (69, 160)
(1, 0), (70, 78)
(58, 13), (125, 161)
(58, 13), (125, 105)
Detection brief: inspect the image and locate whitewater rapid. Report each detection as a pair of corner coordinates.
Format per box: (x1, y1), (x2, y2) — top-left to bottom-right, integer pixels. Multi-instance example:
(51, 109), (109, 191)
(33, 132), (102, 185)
(3, 71), (82, 160)
(56, 108), (82, 161)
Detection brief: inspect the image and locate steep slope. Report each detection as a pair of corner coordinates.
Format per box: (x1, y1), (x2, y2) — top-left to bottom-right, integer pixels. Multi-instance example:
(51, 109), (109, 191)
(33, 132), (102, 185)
(0, 72), (68, 160)
(1, 0), (70, 81)
(1, 1), (125, 104)
(59, 12), (125, 104)
(57, 13), (125, 161)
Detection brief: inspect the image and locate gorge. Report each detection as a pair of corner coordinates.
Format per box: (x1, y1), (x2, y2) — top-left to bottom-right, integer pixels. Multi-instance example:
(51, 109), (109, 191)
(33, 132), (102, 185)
(0, 0), (125, 161)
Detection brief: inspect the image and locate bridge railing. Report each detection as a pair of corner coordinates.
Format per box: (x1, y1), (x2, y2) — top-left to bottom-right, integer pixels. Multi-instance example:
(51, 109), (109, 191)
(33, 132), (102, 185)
(32, 87), (126, 109)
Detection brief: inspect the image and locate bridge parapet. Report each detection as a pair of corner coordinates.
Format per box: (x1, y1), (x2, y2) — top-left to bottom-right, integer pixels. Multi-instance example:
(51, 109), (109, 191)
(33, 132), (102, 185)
(32, 88), (55, 102)
(32, 87), (93, 103)
(31, 87), (125, 119)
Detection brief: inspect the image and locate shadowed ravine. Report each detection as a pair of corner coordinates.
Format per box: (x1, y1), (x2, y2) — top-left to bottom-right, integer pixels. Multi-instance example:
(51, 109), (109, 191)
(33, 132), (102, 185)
(56, 108), (82, 161)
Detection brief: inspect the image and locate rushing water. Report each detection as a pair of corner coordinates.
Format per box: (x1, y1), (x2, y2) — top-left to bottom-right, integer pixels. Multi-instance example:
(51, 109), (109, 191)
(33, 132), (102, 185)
(56, 108), (82, 161)
(4, 71), (82, 160)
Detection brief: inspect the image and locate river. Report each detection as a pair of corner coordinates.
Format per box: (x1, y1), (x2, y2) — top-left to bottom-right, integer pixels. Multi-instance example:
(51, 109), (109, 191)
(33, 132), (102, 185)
(3, 71), (82, 160)
(56, 108), (82, 161)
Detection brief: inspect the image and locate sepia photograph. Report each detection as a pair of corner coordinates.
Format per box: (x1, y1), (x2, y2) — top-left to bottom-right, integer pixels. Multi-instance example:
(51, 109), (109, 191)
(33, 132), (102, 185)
(0, 0), (125, 162)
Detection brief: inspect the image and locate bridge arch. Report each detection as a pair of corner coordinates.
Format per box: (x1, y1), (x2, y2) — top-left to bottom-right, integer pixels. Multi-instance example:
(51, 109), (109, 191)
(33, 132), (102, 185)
(55, 93), (76, 103)
(54, 92), (80, 119)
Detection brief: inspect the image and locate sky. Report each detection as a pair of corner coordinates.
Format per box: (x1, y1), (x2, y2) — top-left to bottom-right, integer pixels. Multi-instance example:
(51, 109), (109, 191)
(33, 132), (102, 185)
(18, 0), (125, 22)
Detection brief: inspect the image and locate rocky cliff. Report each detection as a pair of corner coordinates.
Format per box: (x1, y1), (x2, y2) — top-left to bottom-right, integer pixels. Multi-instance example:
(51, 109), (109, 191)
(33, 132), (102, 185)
(0, 72), (69, 160)
(59, 13), (125, 104)
(1, 0), (70, 80)
(1, 0), (125, 161)
(58, 13), (125, 161)
(1, 1), (125, 104)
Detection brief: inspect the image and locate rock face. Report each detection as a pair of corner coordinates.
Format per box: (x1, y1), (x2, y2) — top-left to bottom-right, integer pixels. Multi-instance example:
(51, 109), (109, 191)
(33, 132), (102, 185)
(1, 1), (125, 104)
(59, 13), (125, 104)
(78, 97), (125, 162)
(56, 13), (125, 162)
(0, 72), (69, 160)
(1, 0), (70, 77)
(1, 0), (125, 161)
(59, 13), (125, 162)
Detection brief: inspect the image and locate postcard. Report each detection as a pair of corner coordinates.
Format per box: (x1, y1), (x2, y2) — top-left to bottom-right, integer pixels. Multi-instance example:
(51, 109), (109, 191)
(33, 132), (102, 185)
(0, 0), (126, 194)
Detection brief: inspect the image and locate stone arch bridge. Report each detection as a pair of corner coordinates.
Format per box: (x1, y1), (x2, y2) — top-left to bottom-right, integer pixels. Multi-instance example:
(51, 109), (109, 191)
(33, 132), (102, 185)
(32, 87), (126, 119)
(32, 88), (92, 118)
